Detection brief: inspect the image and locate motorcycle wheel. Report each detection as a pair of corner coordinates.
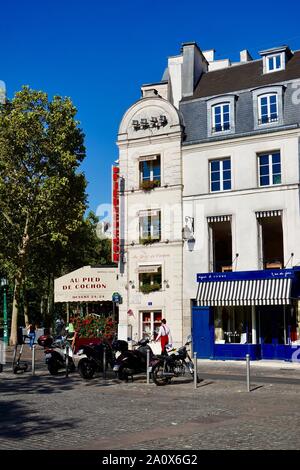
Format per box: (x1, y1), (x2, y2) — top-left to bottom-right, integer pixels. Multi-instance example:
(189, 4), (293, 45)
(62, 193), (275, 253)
(47, 360), (59, 375)
(78, 358), (96, 380)
(152, 362), (171, 386)
(116, 364), (128, 381)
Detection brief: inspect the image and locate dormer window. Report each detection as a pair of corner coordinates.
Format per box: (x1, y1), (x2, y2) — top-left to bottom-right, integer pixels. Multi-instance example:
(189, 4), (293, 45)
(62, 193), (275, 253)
(267, 54), (283, 72)
(258, 94), (278, 125)
(212, 103), (230, 133)
(252, 86), (284, 129)
(207, 95), (236, 137)
(259, 46), (292, 74)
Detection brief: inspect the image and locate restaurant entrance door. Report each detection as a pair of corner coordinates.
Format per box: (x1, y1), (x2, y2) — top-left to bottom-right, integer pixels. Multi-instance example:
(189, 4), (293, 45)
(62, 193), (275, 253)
(259, 306), (289, 359)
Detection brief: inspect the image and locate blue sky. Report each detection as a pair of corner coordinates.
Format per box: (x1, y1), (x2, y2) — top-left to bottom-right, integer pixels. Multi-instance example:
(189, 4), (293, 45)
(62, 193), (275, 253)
(1, 0), (300, 215)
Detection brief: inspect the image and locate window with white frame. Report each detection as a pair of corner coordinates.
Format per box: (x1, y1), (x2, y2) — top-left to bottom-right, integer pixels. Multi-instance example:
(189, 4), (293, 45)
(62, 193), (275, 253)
(258, 152), (281, 186)
(252, 86), (283, 129)
(139, 209), (161, 243)
(212, 103), (230, 133)
(210, 158), (231, 192)
(207, 95), (236, 137)
(140, 310), (162, 340)
(139, 265), (162, 293)
(258, 94), (278, 125)
(266, 54), (283, 73)
(139, 155), (161, 190)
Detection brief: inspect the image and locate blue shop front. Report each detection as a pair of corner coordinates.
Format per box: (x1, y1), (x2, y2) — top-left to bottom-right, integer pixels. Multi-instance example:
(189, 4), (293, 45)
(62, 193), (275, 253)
(192, 268), (300, 361)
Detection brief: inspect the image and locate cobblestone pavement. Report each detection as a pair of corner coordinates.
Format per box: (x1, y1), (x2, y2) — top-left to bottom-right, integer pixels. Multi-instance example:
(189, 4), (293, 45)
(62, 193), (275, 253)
(1, 346), (300, 450)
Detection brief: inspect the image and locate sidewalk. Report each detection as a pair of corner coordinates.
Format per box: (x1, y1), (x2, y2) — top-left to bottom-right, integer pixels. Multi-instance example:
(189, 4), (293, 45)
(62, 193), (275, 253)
(198, 358), (300, 369)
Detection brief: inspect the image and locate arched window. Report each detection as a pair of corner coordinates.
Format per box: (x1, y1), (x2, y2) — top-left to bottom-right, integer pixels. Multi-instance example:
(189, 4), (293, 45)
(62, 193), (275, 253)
(258, 93), (278, 125)
(212, 102), (230, 133)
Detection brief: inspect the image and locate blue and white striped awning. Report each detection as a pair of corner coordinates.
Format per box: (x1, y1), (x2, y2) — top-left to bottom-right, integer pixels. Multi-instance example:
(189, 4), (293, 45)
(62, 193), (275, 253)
(196, 278), (292, 306)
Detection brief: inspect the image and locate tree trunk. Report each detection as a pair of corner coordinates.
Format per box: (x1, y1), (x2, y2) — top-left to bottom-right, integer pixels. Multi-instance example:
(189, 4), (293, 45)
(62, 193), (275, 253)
(10, 274), (22, 346)
(40, 297), (44, 319)
(9, 216), (30, 345)
(24, 295), (29, 328)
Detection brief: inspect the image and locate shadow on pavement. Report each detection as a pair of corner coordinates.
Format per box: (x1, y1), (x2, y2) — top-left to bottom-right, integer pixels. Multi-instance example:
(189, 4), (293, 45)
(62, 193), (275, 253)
(0, 374), (84, 396)
(0, 399), (77, 440)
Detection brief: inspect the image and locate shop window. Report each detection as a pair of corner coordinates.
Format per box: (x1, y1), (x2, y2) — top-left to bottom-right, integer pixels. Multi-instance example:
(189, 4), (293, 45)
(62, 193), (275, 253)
(139, 155), (161, 190)
(208, 218), (232, 272)
(214, 306), (252, 344)
(139, 266), (162, 294)
(139, 209), (161, 244)
(140, 310), (162, 340)
(257, 214), (284, 269)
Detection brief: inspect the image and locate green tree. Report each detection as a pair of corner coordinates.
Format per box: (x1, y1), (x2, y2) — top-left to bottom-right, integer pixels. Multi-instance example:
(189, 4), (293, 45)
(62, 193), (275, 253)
(0, 86), (87, 344)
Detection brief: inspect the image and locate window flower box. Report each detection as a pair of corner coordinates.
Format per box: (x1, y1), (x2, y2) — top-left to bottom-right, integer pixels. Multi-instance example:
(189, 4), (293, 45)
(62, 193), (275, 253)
(140, 180), (160, 191)
(139, 283), (161, 294)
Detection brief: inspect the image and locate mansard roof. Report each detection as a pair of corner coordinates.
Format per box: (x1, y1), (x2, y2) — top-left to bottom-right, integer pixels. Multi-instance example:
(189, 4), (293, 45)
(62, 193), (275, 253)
(182, 50), (300, 101)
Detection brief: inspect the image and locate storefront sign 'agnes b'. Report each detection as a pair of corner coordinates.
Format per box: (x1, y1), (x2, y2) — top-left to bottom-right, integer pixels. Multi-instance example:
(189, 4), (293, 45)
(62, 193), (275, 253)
(54, 266), (119, 302)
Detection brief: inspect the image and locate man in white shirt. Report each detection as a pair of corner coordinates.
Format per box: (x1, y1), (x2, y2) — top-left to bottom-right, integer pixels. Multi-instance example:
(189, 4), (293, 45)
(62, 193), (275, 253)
(155, 319), (172, 353)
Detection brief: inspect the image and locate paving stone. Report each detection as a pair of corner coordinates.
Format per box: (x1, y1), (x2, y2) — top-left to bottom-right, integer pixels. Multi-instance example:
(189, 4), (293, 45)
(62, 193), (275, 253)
(1, 360), (300, 450)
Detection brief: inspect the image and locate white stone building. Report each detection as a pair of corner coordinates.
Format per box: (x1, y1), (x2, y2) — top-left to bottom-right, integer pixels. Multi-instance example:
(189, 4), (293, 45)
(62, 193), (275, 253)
(116, 42), (300, 360)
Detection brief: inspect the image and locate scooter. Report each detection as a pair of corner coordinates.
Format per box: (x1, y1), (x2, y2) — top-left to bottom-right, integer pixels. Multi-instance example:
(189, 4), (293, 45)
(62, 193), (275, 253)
(38, 335), (75, 375)
(112, 338), (155, 382)
(75, 341), (115, 380)
(12, 342), (29, 374)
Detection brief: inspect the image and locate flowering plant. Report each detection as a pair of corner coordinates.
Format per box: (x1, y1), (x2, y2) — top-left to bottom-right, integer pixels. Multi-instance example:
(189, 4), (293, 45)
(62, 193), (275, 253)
(72, 315), (117, 340)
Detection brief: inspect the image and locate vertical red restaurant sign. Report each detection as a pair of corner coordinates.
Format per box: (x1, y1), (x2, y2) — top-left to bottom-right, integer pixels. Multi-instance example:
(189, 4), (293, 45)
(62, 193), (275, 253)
(112, 166), (120, 263)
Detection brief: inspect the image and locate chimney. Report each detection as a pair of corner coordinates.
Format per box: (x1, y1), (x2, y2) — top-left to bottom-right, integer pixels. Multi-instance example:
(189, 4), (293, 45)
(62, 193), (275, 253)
(240, 50), (253, 63)
(181, 42), (208, 98)
(203, 49), (215, 62)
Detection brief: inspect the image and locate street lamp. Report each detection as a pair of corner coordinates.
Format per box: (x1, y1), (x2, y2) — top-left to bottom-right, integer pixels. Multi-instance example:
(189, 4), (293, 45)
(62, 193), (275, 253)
(1, 277), (8, 345)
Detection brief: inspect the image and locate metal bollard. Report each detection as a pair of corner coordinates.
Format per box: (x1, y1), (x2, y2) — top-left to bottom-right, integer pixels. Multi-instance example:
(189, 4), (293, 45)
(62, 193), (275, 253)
(32, 345), (35, 376)
(246, 354), (250, 392)
(103, 345), (106, 380)
(146, 348), (150, 385)
(193, 352), (198, 389)
(65, 344), (69, 378)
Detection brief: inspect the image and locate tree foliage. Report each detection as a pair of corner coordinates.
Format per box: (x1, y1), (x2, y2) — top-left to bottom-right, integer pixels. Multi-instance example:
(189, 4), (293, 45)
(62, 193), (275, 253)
(0, 86), (87, 344)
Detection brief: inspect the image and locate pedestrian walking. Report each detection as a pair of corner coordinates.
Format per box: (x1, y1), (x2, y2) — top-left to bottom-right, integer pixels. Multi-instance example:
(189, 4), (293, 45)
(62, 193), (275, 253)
(27, 323), (36, 349)
(155, 319), (172, 353)
(55, 316), (65, 337)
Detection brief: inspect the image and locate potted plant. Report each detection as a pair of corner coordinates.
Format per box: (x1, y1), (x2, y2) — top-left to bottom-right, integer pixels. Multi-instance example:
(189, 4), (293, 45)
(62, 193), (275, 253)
(140, 283), (161, 294)
(73, 315), (117, 342)
(140, 180), (160, 191)
(140, 237), (160, 245)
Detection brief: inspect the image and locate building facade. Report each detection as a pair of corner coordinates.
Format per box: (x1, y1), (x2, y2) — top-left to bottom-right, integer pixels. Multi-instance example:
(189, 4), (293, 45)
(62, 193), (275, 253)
(117, 88), (184, 346)
(116, 42), (300, 359)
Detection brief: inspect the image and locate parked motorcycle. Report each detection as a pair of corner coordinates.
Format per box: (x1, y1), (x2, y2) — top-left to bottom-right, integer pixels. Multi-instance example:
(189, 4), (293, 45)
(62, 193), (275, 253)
(151, 335), (200, 386)
(38, 335), (75, 375)
(75, 341), (115, 380)
(112, 338), (155, 381)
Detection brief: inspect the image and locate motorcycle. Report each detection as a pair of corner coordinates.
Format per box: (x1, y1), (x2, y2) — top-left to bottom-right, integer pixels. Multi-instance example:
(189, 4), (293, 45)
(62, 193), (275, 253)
(75, 341), (115, 380)
(112, 337), (155, 381)
(38, 334), (75, 375)
(151, 335), (200, 386)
